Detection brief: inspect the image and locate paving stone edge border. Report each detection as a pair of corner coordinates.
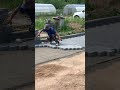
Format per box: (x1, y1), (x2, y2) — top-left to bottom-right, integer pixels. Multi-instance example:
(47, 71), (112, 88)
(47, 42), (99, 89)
(36, 44), (85, 51)
(0, 45), (34, 51)
(86, 48), (120, 57)
(86, 16), (120, 28)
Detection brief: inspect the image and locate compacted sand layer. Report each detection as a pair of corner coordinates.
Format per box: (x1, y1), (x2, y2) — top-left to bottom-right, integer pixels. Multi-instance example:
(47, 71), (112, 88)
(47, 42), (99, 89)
(87, 58), (120, 90)
(35, 52), (85, 90)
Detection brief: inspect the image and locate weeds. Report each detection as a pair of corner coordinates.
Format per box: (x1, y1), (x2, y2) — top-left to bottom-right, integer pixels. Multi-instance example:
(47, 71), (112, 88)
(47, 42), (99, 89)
(0, 0), (22, 9)
(35, 15), (85, 36)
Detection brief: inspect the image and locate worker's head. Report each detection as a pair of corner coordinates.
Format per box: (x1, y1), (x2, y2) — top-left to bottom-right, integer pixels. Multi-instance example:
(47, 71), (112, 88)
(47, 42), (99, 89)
(45, 24), (50, 30)
(47, 19), (51, 23)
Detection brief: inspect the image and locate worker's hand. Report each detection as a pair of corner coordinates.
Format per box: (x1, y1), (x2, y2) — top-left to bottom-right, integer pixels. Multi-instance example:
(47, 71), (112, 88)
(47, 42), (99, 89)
(7, 17), (12, 24)
(4, 17), (12, 25)
(37, 34), (40, 37)
(59, 37), (62, 41)
(37, 32), (40, 37)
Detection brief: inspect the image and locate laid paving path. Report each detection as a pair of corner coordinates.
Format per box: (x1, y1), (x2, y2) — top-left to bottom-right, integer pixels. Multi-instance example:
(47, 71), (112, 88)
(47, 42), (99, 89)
(36, 35), (85, 50)
(86, 22), (120, 53)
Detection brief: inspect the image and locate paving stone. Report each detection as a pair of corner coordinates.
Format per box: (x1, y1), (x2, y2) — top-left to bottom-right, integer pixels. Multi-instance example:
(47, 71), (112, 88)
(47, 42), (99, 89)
(0, 46), (9, 51)
(35, 35), (85, 50)
(111, 49), (118, 53)
(99, 51), (108, 56)
(28, 46), (34, 51)
(88, 52), (98, 57)
(19, 45), (28, 50)
(35, 44), (40, 48)
(86, 22), (120, 57)
(108, 51), (116, 56)
(9, 45), (19, 51)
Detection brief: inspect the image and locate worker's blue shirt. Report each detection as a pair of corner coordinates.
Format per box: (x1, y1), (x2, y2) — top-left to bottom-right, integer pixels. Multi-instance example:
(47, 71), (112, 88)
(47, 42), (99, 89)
(43, 27), (56, 37)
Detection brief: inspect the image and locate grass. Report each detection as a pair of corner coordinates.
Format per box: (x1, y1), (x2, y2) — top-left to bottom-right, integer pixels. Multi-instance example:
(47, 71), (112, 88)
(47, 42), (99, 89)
(66, 16), (85, 26)
(0, 0), (22, 9)
(35, 15), (54, 30)
(35, 15), (85, 36)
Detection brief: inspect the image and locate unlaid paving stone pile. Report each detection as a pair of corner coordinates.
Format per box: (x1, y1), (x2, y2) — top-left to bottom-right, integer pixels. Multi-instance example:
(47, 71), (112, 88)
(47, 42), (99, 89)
(35, 35), (85, 50)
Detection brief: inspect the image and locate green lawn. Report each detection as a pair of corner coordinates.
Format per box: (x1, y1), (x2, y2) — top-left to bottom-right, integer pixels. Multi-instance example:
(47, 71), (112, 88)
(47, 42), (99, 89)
(0, 0), (22, 9)
(35, 15), (85, 36)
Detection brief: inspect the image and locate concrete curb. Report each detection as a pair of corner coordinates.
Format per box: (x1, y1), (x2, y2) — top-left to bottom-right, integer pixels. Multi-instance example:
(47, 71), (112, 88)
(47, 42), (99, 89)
(86, 16), (120, 28)
(86, 48), (120, 57)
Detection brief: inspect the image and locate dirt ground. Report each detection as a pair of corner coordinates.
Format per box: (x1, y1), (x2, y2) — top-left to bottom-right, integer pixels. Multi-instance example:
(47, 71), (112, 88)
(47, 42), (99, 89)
(86, 58), (120, 90)
(68, 22), (85, 33)
(35, 52), (85, 90)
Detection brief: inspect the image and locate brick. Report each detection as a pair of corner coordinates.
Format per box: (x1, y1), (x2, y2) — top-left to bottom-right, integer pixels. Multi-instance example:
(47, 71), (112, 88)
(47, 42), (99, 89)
(9, 45), (19, 51)
(88, 52), (98, 57)
(99, 51), (108, 56)
(108, 51), (116, 56)
(111, 49), (118, 53)
(19, 45), (28, 50)
(0, 46), (9, 51)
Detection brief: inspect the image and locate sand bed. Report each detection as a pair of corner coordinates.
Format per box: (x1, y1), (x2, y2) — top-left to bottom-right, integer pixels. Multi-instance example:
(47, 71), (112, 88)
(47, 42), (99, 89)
(35, 52), (85, 90)
(87, 58), (120, 90)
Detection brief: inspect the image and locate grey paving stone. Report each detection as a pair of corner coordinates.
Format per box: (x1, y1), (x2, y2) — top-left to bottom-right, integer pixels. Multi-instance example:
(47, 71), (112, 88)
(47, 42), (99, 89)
(0, 46), (9, 51)
(111, 49), (118, 53)
(9, 45), (19, 51)
(88, 52), (98, 57)
(86, 22), (120, 53)
(19, 45), (28, 50)
(108, 51), (116, 56)
(99, 51), (108, 57)
(35, 35), (85, 50)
